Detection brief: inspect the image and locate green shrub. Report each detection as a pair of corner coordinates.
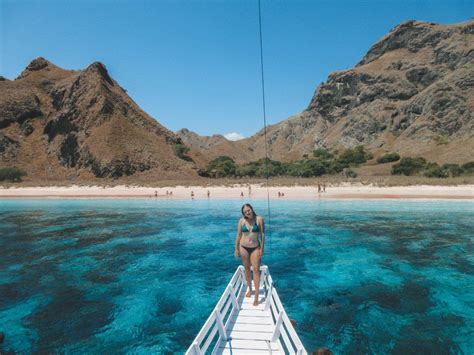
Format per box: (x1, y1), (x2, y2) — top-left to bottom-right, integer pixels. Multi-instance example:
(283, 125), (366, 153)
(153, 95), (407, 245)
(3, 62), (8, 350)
(0, 167), (27, 182)
(434, 134), (449, 145)
(285, 159), (329, 177)
(441, 164), (463, 177)
(377, 153), (400, 164)
(423, 163), (448, 178)
(338, 145), (372, 166)
(236, 164), (258, 177)
(173, 144), (192, 161)
(207, 156), (236, 177)
(313, 148), (333, 160)
(461, 161), (474, 174)
(391, 157), (426, 176)
(328, 160), (347, 174)
(236, 158), (285, 178)
(344, 168), (357, 178)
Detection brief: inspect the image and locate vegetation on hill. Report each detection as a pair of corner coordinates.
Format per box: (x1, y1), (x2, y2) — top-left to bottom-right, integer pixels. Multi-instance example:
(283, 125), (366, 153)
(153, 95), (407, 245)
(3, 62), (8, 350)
(392, 158), (473, 178)
(377, 153), (400, 164)
(204, 146), (372, 178)
(202, 145), (474, 180)
(173, 144), (193, 162)
(0, 167), (27, 182)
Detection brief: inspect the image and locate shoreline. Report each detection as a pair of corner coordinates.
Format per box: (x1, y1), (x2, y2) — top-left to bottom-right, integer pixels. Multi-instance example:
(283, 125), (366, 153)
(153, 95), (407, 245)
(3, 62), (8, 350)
(0, 184), (472, 200)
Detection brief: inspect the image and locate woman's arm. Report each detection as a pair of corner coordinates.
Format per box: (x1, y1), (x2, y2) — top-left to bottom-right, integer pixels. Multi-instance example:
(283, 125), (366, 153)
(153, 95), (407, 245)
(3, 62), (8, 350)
(259, 217), (265, 256)
(234, 219), (242, 256)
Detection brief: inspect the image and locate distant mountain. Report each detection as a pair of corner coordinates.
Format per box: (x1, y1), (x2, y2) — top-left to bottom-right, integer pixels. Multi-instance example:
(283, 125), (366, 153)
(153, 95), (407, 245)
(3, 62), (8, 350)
(0, 58), (199, 181)
(185, 19), (474, 166)
(245, 19), (474, 164)
(176, 128), (256, 166)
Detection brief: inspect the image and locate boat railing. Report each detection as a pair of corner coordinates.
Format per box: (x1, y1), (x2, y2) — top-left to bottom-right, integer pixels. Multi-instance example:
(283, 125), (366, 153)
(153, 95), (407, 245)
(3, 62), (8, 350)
(186, 265), (307, 354)
(186, 266), (245, 355)
(262, 267), (307, 355)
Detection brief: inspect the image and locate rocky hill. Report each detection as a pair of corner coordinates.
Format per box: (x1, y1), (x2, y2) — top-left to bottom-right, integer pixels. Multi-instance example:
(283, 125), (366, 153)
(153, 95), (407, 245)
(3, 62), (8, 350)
(243, 19), (474, 164)
(1, 19), (472, 182)
(0, 58), (199, 181)
(184, 19), (473, 167)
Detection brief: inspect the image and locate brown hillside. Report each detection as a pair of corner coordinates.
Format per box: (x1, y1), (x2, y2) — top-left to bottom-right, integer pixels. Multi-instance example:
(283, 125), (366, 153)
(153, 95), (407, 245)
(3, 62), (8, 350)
(0, 58), (199, 181)
(190, 19), (474, 166)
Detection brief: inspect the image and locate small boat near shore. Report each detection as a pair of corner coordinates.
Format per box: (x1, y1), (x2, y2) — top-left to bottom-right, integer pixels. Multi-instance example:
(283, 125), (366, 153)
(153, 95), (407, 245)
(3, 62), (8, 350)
(186, 265), (307, 354)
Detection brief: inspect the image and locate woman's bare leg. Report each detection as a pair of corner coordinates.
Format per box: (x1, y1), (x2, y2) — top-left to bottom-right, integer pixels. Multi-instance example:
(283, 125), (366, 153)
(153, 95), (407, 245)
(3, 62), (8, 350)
(250, 248), (261, 306)
(239, 246), (252, 297)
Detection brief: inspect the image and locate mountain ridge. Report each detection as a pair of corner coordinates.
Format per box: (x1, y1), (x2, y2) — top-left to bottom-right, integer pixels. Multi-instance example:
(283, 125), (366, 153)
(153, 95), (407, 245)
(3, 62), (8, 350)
(0, 57), (199, 181)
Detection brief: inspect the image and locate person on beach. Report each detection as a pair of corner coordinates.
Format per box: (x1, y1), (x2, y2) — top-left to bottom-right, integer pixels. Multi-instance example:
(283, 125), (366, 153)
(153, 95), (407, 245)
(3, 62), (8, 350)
(207, 190), (210, 198)
(234, 203), (265, 306)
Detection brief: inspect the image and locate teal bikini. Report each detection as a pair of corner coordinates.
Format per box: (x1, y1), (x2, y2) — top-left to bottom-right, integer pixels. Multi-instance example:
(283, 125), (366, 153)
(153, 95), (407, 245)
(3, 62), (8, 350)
(241, 220), (260, 254)
(242, 223), (259, 233)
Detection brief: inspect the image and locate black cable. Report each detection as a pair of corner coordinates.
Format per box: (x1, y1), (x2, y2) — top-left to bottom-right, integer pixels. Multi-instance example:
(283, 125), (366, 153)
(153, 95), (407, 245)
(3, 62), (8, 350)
(257, 0), (271, 255)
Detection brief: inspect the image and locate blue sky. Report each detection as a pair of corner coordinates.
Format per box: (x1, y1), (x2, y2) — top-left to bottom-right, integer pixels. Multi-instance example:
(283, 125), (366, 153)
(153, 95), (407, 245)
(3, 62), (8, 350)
(1, 0), (472, 138)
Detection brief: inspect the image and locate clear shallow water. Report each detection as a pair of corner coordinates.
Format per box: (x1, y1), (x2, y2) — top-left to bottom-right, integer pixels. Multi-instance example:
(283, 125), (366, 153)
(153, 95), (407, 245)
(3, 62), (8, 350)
(0, 199), (473, 354)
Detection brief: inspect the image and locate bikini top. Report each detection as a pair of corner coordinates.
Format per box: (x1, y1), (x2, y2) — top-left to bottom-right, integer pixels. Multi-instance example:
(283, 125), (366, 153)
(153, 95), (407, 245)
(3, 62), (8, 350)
(242, 221), (260, 233)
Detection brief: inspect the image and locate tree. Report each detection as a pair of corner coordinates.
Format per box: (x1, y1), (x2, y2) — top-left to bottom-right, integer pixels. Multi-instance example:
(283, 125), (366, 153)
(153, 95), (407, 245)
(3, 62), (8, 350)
(461, 161), (474, 174)
(391, 157), (426, 176)
(441, 164), (463, 177)
(423, 163), (448, 178)
(338, 145), (372, 165)
(207, 156), (236, 177)
(313, 148), (333, 160)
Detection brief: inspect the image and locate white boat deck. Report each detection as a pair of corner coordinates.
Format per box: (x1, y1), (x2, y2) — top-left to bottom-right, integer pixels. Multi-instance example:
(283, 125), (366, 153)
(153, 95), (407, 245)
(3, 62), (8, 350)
(218, 281), (281, 354)
(186, 266), (307, 355)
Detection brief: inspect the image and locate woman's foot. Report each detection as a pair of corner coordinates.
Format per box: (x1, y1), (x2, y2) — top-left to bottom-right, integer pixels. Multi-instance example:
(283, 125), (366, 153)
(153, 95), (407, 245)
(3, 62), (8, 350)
(246, 289), (252, 297)
(253, 298), (259, 306)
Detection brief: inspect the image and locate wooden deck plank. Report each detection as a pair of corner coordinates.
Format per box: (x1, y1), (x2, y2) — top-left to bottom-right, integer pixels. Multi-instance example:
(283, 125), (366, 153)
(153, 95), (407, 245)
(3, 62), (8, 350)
(237, 309), (270, 317)
(228, 330), (273, 341)
(226, 322), (273, 333)
(231, 315), (273, 325)
(219, 339), (280, 350)
(217, 349), (283, 355)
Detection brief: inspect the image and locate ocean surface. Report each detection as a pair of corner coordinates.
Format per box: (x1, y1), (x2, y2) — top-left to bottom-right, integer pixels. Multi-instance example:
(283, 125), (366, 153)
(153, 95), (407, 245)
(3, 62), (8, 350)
(0, 198), (473, 354)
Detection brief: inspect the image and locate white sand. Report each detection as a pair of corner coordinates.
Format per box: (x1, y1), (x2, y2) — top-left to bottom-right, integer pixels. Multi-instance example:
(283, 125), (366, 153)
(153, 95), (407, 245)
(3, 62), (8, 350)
(0, 184), (472, 200)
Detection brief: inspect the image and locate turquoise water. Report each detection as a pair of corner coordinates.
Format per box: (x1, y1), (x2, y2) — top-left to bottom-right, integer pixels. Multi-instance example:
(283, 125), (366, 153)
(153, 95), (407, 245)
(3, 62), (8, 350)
(0, 199), (473, 354)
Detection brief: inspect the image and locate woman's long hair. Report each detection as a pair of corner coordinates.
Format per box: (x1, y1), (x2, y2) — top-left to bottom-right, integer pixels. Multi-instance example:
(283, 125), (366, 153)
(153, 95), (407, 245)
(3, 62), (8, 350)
(241, 203), (257, 219)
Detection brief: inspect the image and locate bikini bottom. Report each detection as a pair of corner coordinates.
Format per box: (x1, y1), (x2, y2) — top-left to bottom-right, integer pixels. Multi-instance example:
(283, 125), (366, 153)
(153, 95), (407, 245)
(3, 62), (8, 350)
(241, 245), (260, 255)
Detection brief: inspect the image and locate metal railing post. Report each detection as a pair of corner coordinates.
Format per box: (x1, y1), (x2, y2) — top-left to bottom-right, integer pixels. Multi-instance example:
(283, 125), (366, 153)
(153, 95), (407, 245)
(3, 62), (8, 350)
(214, 309), (227, 341)
(229, 284), (239, 310)
(264, 283), (273, 311)
(191, 342), (201, 354)
(271, 311), (284, 342)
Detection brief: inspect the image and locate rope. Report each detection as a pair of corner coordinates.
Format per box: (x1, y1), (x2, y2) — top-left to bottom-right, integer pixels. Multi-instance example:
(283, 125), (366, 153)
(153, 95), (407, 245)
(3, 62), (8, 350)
(257, 0), (272, 254)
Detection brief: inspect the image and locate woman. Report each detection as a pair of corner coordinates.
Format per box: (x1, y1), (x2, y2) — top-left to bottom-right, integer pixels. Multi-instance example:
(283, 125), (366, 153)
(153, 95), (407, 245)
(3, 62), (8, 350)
(234, 203), (265, 306)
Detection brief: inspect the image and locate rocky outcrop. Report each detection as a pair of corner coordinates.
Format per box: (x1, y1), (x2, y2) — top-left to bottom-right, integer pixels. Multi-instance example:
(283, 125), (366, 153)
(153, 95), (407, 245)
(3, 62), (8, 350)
(357, 21), (450, 66)
(0, 133), (19, 159)
(0, 93), (42, 129)
(176, 128), (228, 149)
